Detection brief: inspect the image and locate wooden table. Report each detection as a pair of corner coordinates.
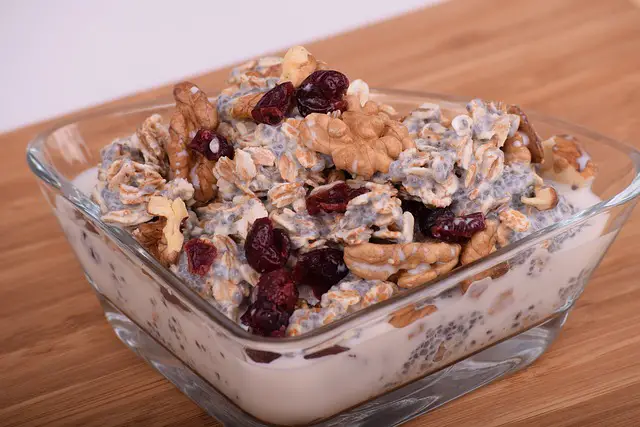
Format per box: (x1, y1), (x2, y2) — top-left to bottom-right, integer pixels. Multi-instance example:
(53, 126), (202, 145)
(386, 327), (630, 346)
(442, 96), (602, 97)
(2, 0), (640, 425)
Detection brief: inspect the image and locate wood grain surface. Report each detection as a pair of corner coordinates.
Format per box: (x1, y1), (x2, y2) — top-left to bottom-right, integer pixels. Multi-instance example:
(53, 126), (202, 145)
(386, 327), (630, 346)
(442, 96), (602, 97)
(2, 0), (640, 425)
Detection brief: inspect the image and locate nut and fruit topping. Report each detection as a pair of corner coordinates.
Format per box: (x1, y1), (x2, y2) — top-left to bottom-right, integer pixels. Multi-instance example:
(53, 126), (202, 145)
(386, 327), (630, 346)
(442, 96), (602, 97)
(92, 45), (599, 336)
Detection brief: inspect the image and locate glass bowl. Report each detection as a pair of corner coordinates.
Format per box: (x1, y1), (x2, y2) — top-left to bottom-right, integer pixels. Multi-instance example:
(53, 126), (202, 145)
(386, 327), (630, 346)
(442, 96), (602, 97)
(27, 89), (640, 426)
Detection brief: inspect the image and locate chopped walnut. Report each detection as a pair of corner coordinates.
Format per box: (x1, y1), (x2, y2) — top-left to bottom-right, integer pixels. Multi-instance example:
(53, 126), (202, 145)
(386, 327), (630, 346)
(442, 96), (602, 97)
(539, 135), (597, 187)
(499, 208), (530, 232)
(146, 196), (189, 265)
(521, 185), (559, 211)
(230, 92), (263, 120)
(168, 82), (219, 203)
(133, 218), (167, 264)
(459, 219), (511, 293)
(389, 304), (438, 328)
(343, 241), (461, 288)
(504, 104), (544, 163)
(346, 79), (370, 107)
(299, 99), (415, 178)
(503, 133), (532, 165)
(279, 46), (317, 87)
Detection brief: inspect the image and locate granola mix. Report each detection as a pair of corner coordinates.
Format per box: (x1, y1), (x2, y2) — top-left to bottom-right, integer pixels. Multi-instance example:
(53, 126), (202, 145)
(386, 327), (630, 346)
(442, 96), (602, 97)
(91, 46), (597, 337)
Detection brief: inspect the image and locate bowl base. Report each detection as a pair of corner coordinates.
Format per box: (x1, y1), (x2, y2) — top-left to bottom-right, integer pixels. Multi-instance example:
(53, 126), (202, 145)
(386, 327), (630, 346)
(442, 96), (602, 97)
(96, 290), (568, 426)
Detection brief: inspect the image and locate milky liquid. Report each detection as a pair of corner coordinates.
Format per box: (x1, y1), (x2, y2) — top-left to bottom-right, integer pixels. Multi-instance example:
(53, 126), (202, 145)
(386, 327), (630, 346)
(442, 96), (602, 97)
(56, 167), (613, 425)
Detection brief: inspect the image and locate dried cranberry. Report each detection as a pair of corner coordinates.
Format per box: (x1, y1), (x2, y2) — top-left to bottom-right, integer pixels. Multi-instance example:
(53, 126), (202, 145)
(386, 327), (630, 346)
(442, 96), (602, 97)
(245, 218), (291, 273)
(241, 300), (289, 337)
(251, 82), (295, 125)
(255, 269), (298, 313)
(188, 129), (234, 161)
(306, 183), (369, 215)
(430, 212), (486, 243)
(184, 238), (217, 276)
(293, 248), (349, 298)
(245, 349), (281, 363)
(401, 200), (457, 237)
(296, 70), (349, 116)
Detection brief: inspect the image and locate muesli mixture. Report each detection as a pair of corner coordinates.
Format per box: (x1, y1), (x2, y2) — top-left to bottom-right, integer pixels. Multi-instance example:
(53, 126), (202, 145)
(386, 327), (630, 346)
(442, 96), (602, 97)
(92, 46), (597, 338)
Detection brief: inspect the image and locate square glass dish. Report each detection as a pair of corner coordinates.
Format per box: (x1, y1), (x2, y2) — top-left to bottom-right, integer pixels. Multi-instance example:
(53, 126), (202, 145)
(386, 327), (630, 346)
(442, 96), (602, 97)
(27, 89), (640, 427)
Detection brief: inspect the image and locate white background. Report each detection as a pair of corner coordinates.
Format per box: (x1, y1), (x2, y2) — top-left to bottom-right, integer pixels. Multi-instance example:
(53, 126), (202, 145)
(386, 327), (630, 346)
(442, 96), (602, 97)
(0, 0), (440, 133)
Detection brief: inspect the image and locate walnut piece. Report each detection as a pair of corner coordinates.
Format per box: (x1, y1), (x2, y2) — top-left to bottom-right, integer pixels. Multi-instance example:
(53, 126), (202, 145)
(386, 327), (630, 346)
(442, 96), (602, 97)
(343, 241), (461, 289)
(539, 135), (597, 187)
(347, 79), (370, 107)
(230, 92), (263, 120)
(299, 99), (415, 178)
(279, 46), (317, 87)
(147, 196), (189, 264)
(459, 219), (510, 294)
(505, 104), (544, 163)
(521, 185), (559, 211)
(503, 133), (531, 165)
(389, 304), (437, 328)
(168, 82), (219, 203)
(498, 208), (530, 232)
(133, 218), (169, 265)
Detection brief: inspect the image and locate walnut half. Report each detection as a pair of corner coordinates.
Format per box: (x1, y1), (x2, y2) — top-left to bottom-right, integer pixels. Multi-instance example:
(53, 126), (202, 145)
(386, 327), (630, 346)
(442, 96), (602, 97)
(299, 99), (415, 178)
(343, 241), (461, 289)
(145, 196), (189, 265)
(539, 135), (597, 188)
(521, 185), (559, 211)
(280, 46), (318, 87)
(168, 82), (219, 203)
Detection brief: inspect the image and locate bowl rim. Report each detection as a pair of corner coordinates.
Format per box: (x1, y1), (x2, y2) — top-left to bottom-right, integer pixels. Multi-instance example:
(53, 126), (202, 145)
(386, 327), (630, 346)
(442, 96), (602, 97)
(26, 87), (640, 351)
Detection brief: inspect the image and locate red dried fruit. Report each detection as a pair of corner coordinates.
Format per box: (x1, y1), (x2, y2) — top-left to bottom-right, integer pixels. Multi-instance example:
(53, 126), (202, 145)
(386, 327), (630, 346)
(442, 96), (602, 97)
(188, 129), (234, 161)
(245, 218), (291, 273)
(401, 200), (454, 237)
(293, 248), (349, 298)
(241, 300), (290, 337)
(296, 70), (349, 117)
(251, 82), (295, 125)
(306, 183), (369, 215)
(184, 238), (217, 276)
(245, 348), (281, 363)
(430, 211), (486, 243)
(255, 269), (298, 313)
